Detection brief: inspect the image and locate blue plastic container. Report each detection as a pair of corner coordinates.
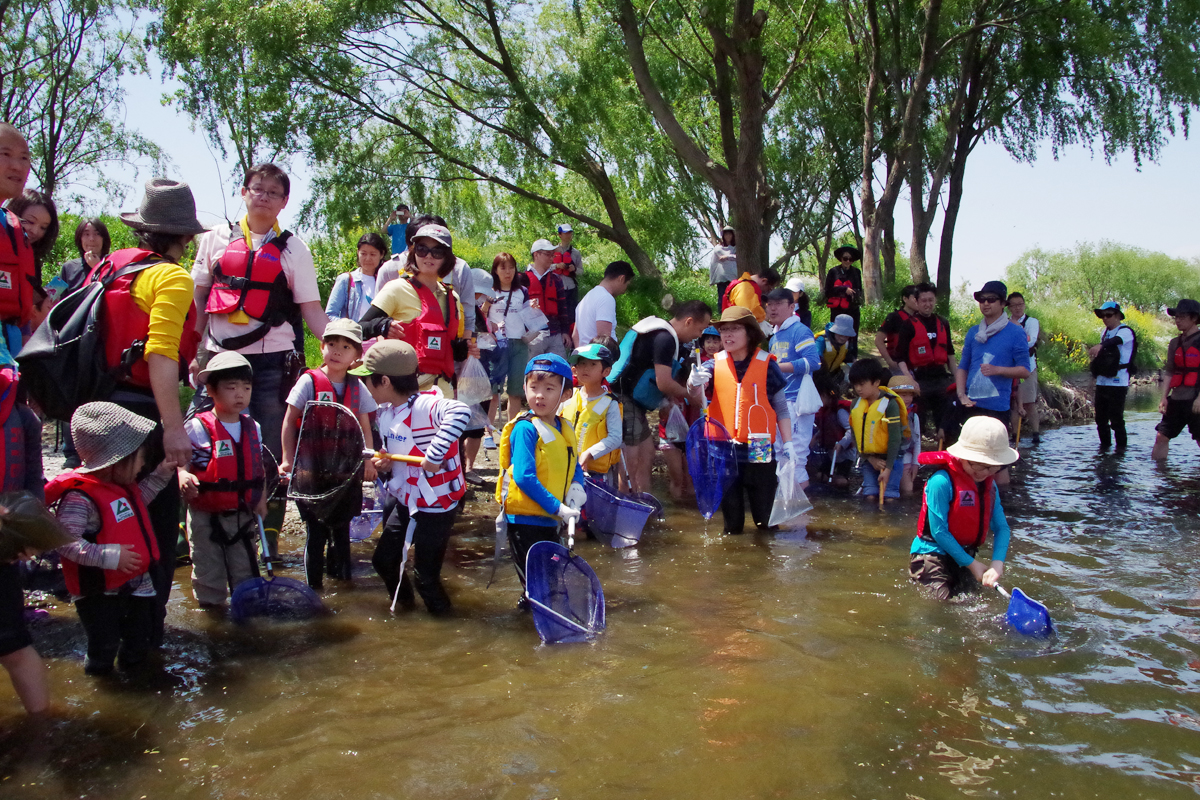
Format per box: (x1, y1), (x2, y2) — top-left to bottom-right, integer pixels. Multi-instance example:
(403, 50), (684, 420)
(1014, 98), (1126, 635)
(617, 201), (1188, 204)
(584, 477), (655, 548)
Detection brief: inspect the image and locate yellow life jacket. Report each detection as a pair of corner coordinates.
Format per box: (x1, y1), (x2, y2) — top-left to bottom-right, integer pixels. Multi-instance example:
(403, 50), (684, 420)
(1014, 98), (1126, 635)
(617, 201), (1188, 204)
(849, 387), (910, 454)
(558, 390), (621, 473)
(820, 335), (849, 373)
(495, 411), (578, 519)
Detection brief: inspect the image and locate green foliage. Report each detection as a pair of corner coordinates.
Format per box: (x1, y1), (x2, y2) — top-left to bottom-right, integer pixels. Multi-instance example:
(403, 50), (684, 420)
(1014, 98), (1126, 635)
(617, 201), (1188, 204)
(44, 213), (140, 275)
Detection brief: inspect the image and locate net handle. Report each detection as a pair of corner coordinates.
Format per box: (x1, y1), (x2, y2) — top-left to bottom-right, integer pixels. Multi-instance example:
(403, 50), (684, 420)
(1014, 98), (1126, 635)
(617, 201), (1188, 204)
(364, 449), (424, 465)
(256, 514), (274, 579)
(524, 594), (593, 635)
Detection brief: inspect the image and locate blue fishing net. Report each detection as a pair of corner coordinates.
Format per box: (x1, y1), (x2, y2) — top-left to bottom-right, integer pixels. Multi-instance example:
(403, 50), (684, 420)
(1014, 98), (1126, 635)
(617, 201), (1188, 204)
(686, 415), (738, 520)
(1006, 587), (1055, 638)
(230, 576), (326, 623)
(525, 541), (605, 644)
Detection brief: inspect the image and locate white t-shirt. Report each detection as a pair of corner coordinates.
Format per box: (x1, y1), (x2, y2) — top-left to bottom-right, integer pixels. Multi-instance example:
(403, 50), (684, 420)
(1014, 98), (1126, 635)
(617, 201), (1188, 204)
(1011, 314), (1040, 371)
(574, 285), (617, 344)
(1096, 325), (1135, 387)
(193, 223), (321, 354)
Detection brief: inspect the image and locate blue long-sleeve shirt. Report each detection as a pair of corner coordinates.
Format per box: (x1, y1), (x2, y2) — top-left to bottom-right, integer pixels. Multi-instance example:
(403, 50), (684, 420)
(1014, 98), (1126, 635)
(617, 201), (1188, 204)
(769, 316), (821, 401)
(506, 417), (586, 527)
(910, 470), (1011, 566)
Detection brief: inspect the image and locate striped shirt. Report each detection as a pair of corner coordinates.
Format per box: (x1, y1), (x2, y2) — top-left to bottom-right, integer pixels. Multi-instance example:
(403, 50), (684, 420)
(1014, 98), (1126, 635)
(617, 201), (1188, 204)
(378, 390), (471, 512)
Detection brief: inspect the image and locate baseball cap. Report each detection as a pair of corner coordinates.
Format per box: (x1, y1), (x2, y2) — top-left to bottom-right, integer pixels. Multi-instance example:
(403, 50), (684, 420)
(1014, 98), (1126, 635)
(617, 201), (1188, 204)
(973, 280), (1008, 301)
(362, 340), (418, 376)
(197, 351), (253, 384)
(557, 223), (573, 234)
(531, 238), (555, 254)
(569, 343), (615, 367)
(412, 224), (452, 249)
(323, 317), (363, 346)
(524, 353), (573, 382)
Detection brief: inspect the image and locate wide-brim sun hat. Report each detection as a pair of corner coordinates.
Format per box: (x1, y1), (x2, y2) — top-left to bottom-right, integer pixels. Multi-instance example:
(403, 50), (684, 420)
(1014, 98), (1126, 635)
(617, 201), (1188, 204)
(71, 402), (157, 473)
(412, 224), (452, 249)
(1167, 298), (1200, 317)
(524, 353), (573, 382)
(197, 351), (252, 384)
(569, 343), (615, 367)
(833, 245), (862, 262)
(471, 267), (496, 300)
(828, 314), (857, 338)
(1093, 301), (1125, 320)
(946, 416), (1019, 466)
(973, 280), (1008, 302)
(119, 177), (208, 236)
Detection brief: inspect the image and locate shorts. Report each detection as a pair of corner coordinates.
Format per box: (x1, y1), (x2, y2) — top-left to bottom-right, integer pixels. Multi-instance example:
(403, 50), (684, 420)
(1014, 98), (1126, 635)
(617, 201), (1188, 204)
(619, 395), (652, 446)
(909, 552), (980, 601)
(1017, 369), (1039, 404)
(1156, 397), (1200, 441)
(497, 339), (529, 399)
(0, 562), (33, 657)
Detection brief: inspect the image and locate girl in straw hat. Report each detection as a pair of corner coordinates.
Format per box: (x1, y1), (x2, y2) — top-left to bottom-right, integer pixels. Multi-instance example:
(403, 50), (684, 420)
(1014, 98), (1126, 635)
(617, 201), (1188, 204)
(48, 403), (179, 675)
(908, 416), (1018, 601)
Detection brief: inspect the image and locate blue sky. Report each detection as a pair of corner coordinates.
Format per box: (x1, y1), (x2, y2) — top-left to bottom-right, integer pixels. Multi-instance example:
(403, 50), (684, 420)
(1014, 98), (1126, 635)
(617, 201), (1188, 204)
(90, 64), (1200, 293)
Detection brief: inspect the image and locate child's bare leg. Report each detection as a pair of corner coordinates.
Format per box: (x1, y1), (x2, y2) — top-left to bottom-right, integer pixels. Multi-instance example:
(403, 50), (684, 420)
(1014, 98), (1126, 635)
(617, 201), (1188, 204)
(463, 437), (481, 473)
(662, 446), (686, 500)
(488, 394), (501, 428)
(1, 646), (49, 715)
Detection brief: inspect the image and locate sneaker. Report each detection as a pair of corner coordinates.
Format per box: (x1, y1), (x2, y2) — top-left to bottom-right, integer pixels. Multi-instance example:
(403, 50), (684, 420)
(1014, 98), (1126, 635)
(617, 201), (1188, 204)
(464, 470), (484, 486)
(483, 434), (496, 450)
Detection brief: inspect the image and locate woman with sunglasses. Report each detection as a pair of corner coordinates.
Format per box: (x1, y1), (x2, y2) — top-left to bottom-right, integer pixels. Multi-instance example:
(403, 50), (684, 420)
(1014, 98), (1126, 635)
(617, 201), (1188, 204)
(360, 223), (467, 394)
(823, 245), (864, 349)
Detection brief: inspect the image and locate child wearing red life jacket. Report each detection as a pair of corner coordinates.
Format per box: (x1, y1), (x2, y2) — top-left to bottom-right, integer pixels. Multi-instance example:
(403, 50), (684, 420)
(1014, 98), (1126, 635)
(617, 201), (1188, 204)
(909, 416), (1018, 601)
(50, 402), (178, 675)
(280, 320), (378, 589)
(179, 352), (267, 608)
(363, 340), (472, 615)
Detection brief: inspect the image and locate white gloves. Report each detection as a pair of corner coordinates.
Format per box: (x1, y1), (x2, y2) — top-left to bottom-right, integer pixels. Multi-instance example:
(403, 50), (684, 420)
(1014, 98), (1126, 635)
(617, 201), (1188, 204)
(688, 363), (712, 389)
(565, 483), (588, 512)
(558, 503), (582, 523)
(784, 441), (797, 462)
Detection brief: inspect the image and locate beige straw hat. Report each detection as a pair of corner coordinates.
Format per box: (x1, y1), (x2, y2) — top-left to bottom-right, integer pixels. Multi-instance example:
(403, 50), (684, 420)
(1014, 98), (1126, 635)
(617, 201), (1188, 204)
(946, 416), (1019, 466)
(71, 402), (157, 473)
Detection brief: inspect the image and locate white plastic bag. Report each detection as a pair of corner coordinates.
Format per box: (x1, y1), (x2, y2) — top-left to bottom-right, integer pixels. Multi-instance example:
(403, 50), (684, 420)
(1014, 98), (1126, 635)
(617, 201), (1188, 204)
(519, 306), (549, 332)
(770, 457), (814, 526)
(456, 356), (492, 405)
(967, 352), (1000, 399)
(476, 332), (497, 351)
(665, 404), (689, 442)
(795, 373), (823, 416)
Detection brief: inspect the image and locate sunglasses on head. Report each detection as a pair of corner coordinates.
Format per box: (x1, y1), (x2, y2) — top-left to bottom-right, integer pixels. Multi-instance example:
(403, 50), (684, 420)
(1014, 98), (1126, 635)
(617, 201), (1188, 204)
(977, 295), (1002, 304)
(414, 243), (448, 259)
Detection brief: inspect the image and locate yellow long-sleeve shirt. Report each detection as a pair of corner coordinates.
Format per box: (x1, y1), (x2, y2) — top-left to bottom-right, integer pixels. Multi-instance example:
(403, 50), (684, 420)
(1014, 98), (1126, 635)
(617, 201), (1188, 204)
(129, 260), (195, 361)
(728, 272), (765, 322)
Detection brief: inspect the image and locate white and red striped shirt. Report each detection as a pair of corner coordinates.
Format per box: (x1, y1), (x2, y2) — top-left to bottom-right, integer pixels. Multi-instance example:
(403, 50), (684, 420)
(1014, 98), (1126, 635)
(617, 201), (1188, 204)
(377, 389), (471, 513)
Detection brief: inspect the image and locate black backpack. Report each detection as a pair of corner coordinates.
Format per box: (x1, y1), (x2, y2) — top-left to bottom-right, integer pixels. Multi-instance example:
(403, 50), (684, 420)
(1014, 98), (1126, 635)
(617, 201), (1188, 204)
(1089, 325), (1138, 379)
(17, 257), (159, 420)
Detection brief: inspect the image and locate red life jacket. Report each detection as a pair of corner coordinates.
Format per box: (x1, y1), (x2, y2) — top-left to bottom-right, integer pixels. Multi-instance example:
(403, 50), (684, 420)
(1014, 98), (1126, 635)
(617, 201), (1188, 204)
(916, 452), (996, 551)
(552, 249), (575, 279)
(190, 411), (264, 513)
(0, 211), (36, 325)
(814, 398), (851, 451)
(206, 229), (294, 324)
(884, 309), (911, 361)
(906, 314), (950, 369)
(826, 270), (855, 310)
(381, 391), (465, 511)
(721, 276), (761, 312)
(397, 277), (458, 380)
(305, 368), (365, 414)
(525, 268), (560, 321)
(0, 367), (24, 491)
(46, 473), (159, 596)
(88, 248), (201, 389)
(1170, 335), (1200, 389)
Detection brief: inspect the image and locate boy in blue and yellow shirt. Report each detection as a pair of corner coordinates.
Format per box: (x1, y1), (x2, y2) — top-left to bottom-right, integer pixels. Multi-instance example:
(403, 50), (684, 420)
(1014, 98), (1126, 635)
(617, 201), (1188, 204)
(496, 354), (587, 603)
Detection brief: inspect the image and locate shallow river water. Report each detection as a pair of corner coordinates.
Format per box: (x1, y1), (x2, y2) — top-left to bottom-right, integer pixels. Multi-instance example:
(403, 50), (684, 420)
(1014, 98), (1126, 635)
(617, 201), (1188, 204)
(3, 411), (1200, 799)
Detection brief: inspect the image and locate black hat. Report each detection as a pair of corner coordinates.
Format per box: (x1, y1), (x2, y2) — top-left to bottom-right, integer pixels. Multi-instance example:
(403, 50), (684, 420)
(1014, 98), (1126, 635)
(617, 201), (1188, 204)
(1167, 299), (1200, 317)
(973, 280), (1008, 302)
(833, 245), (862, 263)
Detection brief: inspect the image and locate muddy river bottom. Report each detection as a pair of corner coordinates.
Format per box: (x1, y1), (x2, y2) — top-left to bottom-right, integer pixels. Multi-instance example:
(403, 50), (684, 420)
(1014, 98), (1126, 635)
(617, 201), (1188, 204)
(3, 413), (1200, 799)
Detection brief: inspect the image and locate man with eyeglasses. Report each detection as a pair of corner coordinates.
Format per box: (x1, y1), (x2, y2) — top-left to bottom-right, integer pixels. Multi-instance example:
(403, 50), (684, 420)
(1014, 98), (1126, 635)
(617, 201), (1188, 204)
(192, 163), (328, 552)
(954, 281), (1030, 457)
(1087, 301), (1136, 450)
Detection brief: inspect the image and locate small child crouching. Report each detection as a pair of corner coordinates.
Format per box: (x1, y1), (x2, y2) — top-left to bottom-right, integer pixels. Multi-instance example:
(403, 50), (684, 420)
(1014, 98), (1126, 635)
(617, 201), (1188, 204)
(364, 340), (471, 614)
(909, 416), (1018, 600)
(179, 352), (267, 608)
(280, 319), (378, 589)
(497, 354), (587, 606)
(847, 359), (907, 502)
(50, 403), (177, 675)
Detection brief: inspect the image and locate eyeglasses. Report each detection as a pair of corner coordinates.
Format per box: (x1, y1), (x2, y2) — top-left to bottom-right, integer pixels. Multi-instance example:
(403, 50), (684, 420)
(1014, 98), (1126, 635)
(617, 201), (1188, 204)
(977, 296), (1002, 304)
(413, 243), (449, 259)
(246, 186), (286, 201)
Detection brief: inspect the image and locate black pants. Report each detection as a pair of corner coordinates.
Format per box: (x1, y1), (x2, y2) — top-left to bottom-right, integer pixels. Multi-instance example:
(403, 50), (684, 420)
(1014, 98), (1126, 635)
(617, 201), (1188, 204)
(74, 594), (156, 674)
(507, 522), (561, 589)
(298, 489), (359, 589)
(721, 461), (779, 534)
(109, 391), (180, 648)
(1094, 385), (1129, 448)
(372, 502), (459, 613)
(915, 373), (954, 434)
(716, 282), (730, 307)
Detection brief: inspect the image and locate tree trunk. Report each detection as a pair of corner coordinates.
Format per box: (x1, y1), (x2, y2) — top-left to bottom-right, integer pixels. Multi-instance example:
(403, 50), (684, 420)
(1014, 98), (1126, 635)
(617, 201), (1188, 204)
(883, 207), (896, 285)
(936, 124), (973, 304)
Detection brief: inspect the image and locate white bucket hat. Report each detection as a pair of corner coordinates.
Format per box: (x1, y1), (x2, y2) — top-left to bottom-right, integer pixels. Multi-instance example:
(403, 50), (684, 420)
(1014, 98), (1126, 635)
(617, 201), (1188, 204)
(828, 314), (857, 338)
(71, 402), (157, 473)
(947, 416), (1019, 466)
(197, 351), (253, 384)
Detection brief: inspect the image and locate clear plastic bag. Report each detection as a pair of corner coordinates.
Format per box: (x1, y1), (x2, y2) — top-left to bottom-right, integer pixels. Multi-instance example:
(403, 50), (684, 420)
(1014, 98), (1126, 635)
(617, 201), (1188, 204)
(769, 458), (814, 526)
(519, 306), (549, 332)
(967, 352), (1000, 399)
(665, 404), (689, 442)
(457, 356), (493, 405)
(476, 332), (497, 351)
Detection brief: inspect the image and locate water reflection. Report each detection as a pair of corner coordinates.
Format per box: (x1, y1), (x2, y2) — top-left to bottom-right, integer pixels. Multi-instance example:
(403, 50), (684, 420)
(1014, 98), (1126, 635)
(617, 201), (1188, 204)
(3, 414), (1200, 798)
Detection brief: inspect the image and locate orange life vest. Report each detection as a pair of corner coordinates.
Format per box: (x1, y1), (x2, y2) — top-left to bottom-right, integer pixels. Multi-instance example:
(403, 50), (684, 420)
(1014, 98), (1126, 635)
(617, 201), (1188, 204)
(916, 452), (996, 551)
(708, 350), (777, 444)
(190, 411), (264, 513)
(46, 473), (159, 596)
(884, 309), (911, 361)
(906, 314), (950, 369)
(0, 367), (24, 491)
(525, 268), (561, 322)
(0, 211), (36, 325)
(206, 229), (294, 324)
